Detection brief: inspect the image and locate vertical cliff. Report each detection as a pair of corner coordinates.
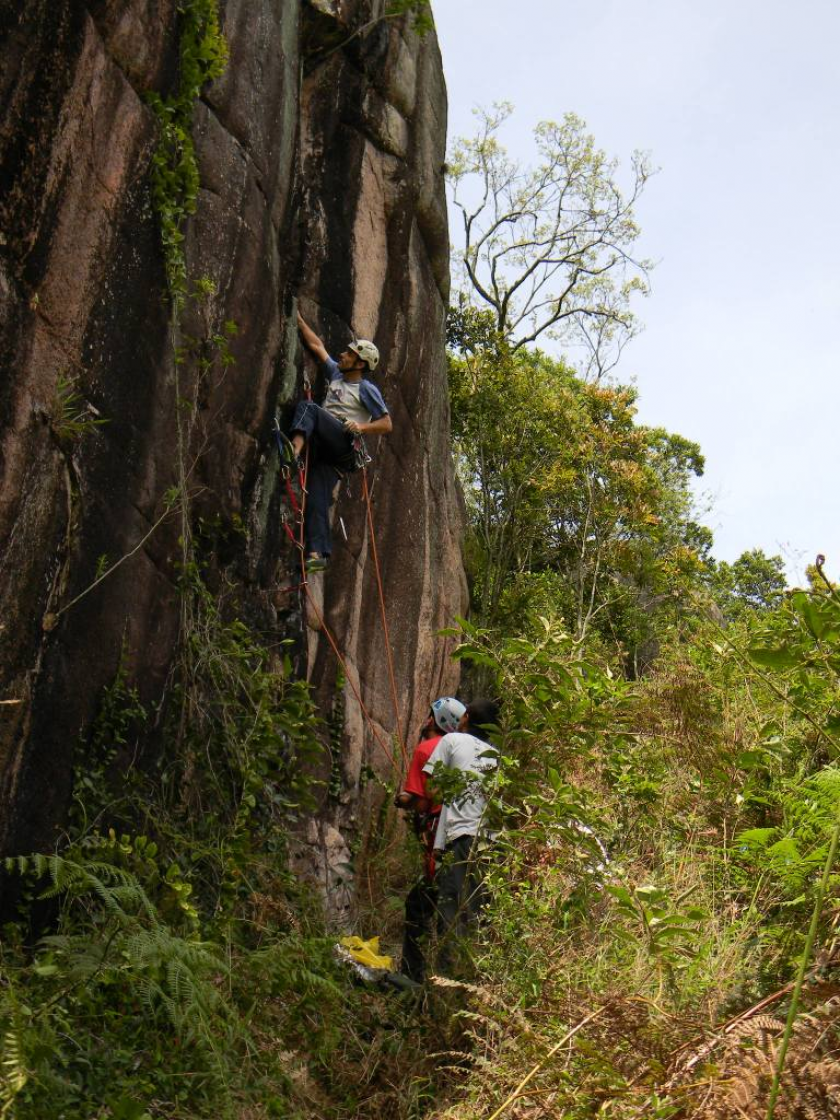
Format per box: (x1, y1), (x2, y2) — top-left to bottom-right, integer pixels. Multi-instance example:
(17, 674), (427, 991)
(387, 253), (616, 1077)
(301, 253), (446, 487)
(0, 0), (465, 902)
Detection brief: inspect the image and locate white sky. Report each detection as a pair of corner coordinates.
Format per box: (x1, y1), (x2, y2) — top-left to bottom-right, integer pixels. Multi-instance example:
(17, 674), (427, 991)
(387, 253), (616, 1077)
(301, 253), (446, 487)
(434, 0), (840, 582)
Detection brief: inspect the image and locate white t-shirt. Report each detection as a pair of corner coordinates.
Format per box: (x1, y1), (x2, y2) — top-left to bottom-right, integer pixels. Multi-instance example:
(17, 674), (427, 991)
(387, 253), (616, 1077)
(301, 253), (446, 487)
(422, 732), (498, 848)
(323, 378), (371, 427)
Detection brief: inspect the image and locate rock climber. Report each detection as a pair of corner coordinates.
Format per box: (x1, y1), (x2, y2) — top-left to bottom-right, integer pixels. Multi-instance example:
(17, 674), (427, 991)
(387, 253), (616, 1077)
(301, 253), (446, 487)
(281, 312), (392, 572)
(423, 698), (500, 970)
(393, 696), (467, 984)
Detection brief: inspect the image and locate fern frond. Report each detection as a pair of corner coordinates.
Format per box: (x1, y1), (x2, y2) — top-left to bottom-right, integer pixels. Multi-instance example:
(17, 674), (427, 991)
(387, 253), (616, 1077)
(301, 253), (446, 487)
(726, 1014), (786, 1041)
(0, 1027), (28, 1118)
(137, 976), (155, 1010)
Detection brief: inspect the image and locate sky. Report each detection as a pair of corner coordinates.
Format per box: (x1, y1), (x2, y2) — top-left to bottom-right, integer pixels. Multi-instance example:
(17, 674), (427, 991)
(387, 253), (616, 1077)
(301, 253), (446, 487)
(433, 0), (840, 583)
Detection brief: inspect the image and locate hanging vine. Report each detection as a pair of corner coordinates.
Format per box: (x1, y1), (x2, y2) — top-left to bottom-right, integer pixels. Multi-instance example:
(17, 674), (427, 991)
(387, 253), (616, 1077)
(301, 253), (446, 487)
(146, 0), (228, 310)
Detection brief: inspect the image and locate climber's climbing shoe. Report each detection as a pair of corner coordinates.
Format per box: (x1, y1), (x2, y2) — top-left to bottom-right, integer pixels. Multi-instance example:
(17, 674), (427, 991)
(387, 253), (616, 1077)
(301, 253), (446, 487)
(305, 554), (328, 574)
(274, 422), (304, 477)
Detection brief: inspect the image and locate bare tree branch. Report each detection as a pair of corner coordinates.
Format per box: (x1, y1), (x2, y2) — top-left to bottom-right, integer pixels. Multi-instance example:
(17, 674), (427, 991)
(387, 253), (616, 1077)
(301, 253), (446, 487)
(448, 106), (653, 373)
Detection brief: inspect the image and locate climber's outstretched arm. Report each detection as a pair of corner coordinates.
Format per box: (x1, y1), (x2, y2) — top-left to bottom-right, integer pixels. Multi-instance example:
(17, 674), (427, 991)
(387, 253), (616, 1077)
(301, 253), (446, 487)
(297, 312), (329, 364)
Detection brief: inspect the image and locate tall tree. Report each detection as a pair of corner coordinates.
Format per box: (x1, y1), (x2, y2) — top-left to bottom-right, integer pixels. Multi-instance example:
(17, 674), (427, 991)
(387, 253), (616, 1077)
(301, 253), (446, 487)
(448, 104), (652, 378)
(710, 548), (787, 618)
(447, 309), (706, 656)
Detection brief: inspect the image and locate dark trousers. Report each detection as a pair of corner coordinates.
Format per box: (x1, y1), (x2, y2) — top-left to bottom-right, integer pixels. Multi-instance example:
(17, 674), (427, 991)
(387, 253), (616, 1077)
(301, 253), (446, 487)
(290, 401), (357, 557)
(435, 834), (489, 970)
(401, 879), (437, 983)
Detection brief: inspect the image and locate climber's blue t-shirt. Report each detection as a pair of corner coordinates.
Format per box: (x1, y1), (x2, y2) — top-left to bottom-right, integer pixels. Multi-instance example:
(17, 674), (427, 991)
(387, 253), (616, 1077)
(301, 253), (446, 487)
(321, 357), (388, 420)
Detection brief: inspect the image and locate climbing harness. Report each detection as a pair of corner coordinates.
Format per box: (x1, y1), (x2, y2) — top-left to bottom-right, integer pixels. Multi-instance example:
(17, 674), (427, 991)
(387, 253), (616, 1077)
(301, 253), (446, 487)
(352, 434), (371, 470)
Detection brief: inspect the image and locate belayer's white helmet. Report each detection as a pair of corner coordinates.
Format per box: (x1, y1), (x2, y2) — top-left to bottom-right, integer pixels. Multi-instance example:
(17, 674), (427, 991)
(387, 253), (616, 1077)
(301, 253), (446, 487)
(431, 696), (466, 734)
(349, 338), (380, 371)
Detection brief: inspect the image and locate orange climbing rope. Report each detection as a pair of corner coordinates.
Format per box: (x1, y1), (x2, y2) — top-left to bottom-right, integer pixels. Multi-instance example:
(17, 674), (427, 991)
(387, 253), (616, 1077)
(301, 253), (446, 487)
(300, 574), (400, 772)
(360, 467), (407, 763)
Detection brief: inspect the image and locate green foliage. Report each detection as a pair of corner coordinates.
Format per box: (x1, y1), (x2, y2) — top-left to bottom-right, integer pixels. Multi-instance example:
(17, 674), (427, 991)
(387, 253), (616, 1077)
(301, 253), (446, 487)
(52, 373), (108, 445)
(147, 1), (228, 307)
(0, 1022), (27, 1119)
(175, 276), (239, 372)
(0, 559), (336, 1117)
(0, 850), (231, 1118)
(305, 0), (434, 60)
(432, 573), (840, 1118)
(447, 318), (707, 664)
(711, 548), (787, 619)
(440, 68), (837, 1120)
(143, 561), (326, 927)
(70, 644), (147, 834)
(386, 0), (434, 34)
(606, 882), (707, 971)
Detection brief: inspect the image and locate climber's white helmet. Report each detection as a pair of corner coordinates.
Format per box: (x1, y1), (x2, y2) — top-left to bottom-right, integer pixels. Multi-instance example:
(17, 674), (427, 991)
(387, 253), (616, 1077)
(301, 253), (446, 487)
(430, 696), (466, 734)
(349, 338), (380, 371)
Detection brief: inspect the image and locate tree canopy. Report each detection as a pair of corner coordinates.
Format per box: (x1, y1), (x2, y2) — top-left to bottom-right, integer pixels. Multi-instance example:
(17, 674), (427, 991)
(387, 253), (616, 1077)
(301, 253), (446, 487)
(447, 307), (708, 664)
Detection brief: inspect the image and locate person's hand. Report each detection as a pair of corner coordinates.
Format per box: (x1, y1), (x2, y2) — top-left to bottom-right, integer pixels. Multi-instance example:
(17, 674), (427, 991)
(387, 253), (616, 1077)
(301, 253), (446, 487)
(343, 419), (363, 434)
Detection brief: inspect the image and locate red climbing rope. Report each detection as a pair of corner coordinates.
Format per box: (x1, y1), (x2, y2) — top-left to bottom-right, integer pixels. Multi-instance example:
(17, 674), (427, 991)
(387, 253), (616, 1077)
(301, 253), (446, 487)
(361, 467), (407, 764)
(283, 432), (401, 773)
(300, 570), (400, 773)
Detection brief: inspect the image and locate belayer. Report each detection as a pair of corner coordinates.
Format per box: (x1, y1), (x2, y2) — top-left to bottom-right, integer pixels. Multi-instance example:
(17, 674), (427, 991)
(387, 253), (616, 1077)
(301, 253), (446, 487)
(394, 696), (467, 983)
(280, 313), (392, 572)
(424, 698), (500, 971)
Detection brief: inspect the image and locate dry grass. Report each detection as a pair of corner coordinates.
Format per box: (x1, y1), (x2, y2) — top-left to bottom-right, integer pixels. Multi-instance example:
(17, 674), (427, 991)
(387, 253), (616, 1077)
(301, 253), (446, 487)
(671, 987), (840, 1120)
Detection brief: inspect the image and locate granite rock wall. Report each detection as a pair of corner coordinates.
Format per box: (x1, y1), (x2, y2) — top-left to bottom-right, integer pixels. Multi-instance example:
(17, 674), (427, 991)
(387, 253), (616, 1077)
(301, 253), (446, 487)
(0, 0), (465, 907)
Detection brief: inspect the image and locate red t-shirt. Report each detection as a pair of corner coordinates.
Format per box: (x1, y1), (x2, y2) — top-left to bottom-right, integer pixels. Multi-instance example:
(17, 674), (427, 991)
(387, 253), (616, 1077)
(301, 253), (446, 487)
(404, 734), (443, 810)
(403, 734), (442, 878)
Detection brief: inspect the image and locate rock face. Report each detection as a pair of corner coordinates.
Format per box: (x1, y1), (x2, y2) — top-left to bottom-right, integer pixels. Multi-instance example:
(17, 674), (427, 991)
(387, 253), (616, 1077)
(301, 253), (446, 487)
(0, 0), (465, 907)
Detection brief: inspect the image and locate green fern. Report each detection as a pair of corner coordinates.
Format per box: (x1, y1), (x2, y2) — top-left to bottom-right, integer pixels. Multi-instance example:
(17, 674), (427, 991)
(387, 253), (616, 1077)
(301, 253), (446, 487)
(5, 852), (157, 919)
(124, 927), (224, 1033)
(52, 374), (108, 444)
(0, 1025), (28, 1119)
(809, 765), (840, 806)
(5, 852), (227, 1046)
